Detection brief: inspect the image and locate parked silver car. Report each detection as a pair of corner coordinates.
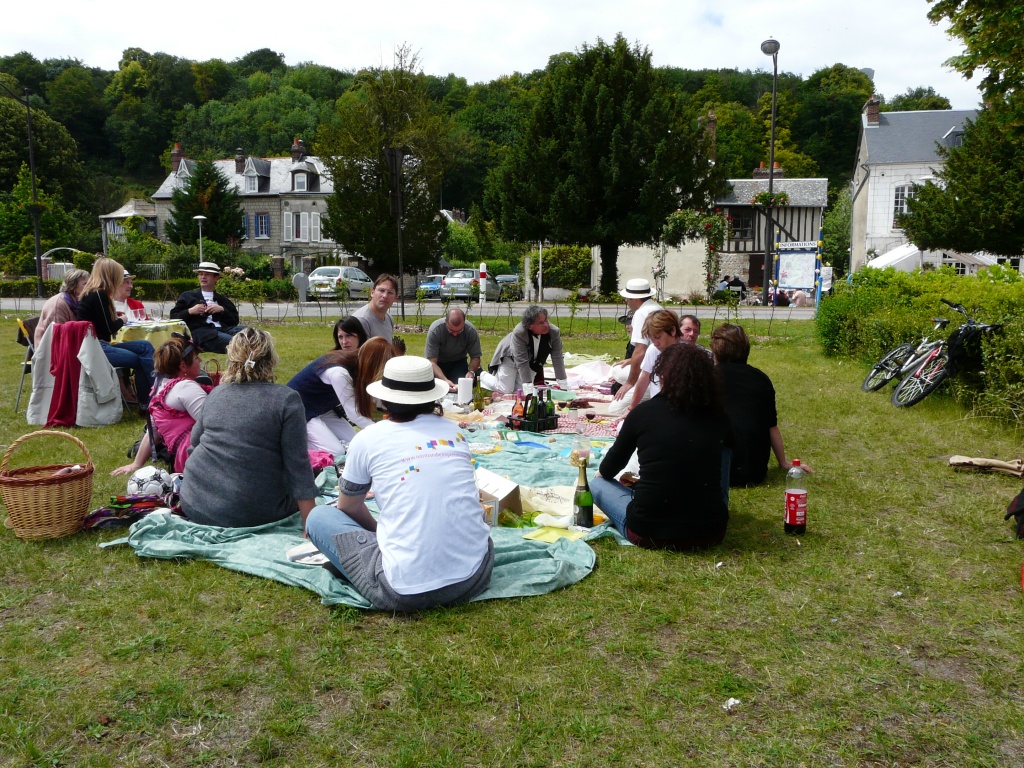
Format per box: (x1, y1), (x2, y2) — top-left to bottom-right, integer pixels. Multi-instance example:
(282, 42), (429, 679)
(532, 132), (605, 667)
(442, 268), (501, 301)
(308, 266), (373, 299)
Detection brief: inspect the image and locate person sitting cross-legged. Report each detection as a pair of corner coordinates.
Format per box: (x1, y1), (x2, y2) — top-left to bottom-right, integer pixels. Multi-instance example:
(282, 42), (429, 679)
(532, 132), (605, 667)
(305, 356), (494, 611)
(169, 261), (247, 353)
(592, 343), (732, 550)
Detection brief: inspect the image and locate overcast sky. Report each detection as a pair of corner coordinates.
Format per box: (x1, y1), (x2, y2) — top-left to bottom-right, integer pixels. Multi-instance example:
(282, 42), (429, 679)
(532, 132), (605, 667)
(4, 0), (982, 109)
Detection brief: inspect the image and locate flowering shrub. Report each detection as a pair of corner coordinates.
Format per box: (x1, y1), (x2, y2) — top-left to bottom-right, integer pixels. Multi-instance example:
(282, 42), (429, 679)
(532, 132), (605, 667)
(750, 190), (790, 207)
(662, 209), (731, 298)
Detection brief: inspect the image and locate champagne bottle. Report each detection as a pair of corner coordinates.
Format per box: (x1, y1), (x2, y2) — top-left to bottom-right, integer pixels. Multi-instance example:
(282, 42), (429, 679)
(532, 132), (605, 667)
(473, 372), (484, 411)
(573, 463), (594, 528)
(525, 393), (537, 421)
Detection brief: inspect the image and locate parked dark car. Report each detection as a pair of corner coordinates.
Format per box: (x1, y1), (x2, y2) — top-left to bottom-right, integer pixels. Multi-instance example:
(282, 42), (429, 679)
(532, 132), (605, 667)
(495, 274), (522, 301)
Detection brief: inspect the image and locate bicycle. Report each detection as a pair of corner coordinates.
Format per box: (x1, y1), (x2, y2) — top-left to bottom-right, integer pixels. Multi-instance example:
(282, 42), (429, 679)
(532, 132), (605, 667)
(861, 312), (951, 392)
(889, 300), (1001, 408)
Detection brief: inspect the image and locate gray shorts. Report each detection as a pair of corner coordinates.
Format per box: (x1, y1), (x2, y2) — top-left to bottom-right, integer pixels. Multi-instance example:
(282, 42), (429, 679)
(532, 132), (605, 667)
(332, 530), (494, 611)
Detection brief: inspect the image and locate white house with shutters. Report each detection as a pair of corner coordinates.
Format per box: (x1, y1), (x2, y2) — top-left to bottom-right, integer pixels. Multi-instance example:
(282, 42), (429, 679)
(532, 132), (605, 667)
(151, 139), (346, 272)
(850, 98), (980, 272)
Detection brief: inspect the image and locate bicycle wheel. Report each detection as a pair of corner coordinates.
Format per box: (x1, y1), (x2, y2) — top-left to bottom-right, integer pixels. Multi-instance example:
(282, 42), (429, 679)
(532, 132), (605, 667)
(891, 351), (950, 407)
(862, 343), (915, 392)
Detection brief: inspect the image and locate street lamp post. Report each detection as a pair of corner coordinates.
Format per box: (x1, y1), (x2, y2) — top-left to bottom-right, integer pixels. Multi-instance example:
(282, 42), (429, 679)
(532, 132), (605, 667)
(760, 37), (780, 306)
(193, 215), (207, 262)
(0, 81), (44, 298)
(384, 147), (407, 321)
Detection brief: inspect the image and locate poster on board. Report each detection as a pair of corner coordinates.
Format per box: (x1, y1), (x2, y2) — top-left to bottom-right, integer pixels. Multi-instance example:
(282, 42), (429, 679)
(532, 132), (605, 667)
(778, 249), (817, 290)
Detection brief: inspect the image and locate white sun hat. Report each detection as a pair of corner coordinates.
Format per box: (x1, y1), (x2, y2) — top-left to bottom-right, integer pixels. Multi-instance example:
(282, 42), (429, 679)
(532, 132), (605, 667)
(366, 356), (450, 405)
(194, 261), (222, 274)
(619, 278), (655, 299)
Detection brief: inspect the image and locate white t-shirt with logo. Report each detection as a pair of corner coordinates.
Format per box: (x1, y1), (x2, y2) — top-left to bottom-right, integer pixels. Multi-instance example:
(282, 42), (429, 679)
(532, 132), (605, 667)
(629, 299), (662, 346)
(342, 414), (491, 594)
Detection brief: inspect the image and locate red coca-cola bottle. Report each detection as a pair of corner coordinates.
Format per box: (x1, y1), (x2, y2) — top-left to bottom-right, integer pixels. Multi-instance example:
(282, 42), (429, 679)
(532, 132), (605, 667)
(784, 459), (807, 535)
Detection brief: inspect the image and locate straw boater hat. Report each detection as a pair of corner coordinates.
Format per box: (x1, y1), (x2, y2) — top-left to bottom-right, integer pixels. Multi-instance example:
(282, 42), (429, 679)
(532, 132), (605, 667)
(122, 269), (135, 279)
(366, 356), (449, 405)
(194, 261), (222, 274)
(619, 278), (655, 299)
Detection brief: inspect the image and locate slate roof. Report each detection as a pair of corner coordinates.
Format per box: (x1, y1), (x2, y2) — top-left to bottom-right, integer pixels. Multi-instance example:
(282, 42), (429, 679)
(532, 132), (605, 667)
(152, 155), (334, 199)
(863, 109), (977, 165)
(717, 178), (829, 207)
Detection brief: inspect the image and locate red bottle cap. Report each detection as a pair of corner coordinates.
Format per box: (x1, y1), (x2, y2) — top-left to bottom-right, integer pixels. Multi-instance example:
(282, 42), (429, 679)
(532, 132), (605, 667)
(792, 459), (801, 467)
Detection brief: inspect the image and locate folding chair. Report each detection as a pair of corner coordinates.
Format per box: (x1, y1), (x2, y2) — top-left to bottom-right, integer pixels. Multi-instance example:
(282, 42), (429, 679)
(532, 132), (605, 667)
(15, 317), (39, 413)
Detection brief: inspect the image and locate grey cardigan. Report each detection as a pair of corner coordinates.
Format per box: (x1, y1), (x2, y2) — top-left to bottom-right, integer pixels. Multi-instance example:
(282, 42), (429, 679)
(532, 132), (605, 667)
(489, 323), (567, 385)
(180, 381), (318, 528)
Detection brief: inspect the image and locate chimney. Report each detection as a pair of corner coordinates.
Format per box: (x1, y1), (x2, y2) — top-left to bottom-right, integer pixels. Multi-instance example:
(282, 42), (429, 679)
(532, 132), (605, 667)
(235, 148), (245, 174)
(753, 161), (768, 179)
(865, 95), (880, 127)
(772, 161), (785, 179)
(753, 161), (785, 180)
(171, 143), (183, 173)
(291, 138), (306, 162)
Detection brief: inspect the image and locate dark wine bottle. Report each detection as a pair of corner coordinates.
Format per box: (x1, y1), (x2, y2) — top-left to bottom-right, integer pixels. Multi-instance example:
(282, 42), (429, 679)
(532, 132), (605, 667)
(573, 463), (594, 528)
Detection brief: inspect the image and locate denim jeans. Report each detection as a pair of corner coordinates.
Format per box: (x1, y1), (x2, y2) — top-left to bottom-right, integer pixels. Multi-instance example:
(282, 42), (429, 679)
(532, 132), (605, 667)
(305, 504), (371, 581)
(100, 339), (155, 407)
(591, 475), (632, 536)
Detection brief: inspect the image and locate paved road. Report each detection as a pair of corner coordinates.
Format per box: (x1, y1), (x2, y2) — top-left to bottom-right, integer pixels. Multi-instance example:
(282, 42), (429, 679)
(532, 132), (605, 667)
(1, 297), (817, 323)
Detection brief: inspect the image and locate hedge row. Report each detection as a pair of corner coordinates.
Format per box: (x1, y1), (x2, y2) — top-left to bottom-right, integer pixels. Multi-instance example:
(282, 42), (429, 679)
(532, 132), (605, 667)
(816, 265), (1024, 422)
(1, 278), (299, 303)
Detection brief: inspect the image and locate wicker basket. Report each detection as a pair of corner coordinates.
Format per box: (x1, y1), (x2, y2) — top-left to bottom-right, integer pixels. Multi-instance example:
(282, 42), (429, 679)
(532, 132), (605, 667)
(0, 430), (95, 540)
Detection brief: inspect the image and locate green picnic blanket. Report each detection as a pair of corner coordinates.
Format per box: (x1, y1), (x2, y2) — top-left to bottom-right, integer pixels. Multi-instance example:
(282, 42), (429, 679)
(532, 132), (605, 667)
(103, 511), (614, 609)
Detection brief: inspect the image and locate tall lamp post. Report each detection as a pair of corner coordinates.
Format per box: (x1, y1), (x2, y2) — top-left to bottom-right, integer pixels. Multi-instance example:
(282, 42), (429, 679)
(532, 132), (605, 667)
(193, 215), (207, 262)
(0, 81), (44, 298)
(384, 147), (406, 321)
(760, 37), (780, 306)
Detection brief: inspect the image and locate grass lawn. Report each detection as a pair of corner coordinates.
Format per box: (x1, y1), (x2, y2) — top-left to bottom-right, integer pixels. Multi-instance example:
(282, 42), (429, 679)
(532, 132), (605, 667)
(2, 312), (1023, 767)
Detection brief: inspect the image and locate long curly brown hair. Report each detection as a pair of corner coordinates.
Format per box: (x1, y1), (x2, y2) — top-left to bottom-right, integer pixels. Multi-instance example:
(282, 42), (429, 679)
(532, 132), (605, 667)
(653, 343), (724, 415)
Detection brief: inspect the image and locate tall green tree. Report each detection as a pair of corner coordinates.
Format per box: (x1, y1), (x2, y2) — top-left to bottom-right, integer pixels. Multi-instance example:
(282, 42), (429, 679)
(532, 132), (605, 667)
(316, 47), (461, 274)
(0, 77), (91, 212)
(487, 35), (724, 295)
(792, 64), (873, 190)
(929, 0), (1024, 98)
(0, 165), (85, 275)
(164, 159), (244, 245)
(821, 186), (852, 275)
(901, 94), (1024, 255)
(881, 86), (952, 111)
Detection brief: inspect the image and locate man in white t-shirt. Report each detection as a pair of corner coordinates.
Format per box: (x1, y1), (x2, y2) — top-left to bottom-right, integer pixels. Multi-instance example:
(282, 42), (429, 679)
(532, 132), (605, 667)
(611, 278), (661, 399)
(304, 356), (494, 611)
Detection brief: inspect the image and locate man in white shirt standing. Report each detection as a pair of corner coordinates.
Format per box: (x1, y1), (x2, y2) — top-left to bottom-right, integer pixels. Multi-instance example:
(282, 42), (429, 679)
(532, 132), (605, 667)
(611, 278), (662, 400)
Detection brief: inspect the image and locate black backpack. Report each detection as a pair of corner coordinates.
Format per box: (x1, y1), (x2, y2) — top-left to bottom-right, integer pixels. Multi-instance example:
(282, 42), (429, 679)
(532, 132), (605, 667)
(1004, 488), (1024, 538)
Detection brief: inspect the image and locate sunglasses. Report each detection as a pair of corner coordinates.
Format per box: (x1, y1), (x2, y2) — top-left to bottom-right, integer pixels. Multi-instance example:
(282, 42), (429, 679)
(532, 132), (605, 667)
(171, 332), (198, 361)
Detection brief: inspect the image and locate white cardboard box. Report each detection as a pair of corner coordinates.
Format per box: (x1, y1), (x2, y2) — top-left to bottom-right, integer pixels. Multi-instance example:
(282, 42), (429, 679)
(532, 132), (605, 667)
(475, 466), (522, 526)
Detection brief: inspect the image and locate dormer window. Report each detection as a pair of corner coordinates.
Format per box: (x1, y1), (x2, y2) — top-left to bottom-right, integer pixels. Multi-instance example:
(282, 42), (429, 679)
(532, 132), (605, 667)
(245, 175), (257, 193)
(294, 172), (307, 192)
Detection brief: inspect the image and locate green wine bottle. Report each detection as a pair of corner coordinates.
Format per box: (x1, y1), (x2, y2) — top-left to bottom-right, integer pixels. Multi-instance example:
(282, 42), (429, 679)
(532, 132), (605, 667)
(573, 463), (594, 528)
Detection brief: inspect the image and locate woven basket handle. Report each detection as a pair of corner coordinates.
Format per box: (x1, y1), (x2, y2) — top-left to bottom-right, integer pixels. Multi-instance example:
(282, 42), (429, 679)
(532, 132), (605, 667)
(0, 430), (93, 474)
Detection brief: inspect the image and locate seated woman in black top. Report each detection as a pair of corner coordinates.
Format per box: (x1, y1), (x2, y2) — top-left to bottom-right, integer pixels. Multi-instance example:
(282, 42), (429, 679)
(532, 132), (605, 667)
(592, 343), (732, 550)
(711, 323), (810, 486)
(76, 257), (155, 410)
